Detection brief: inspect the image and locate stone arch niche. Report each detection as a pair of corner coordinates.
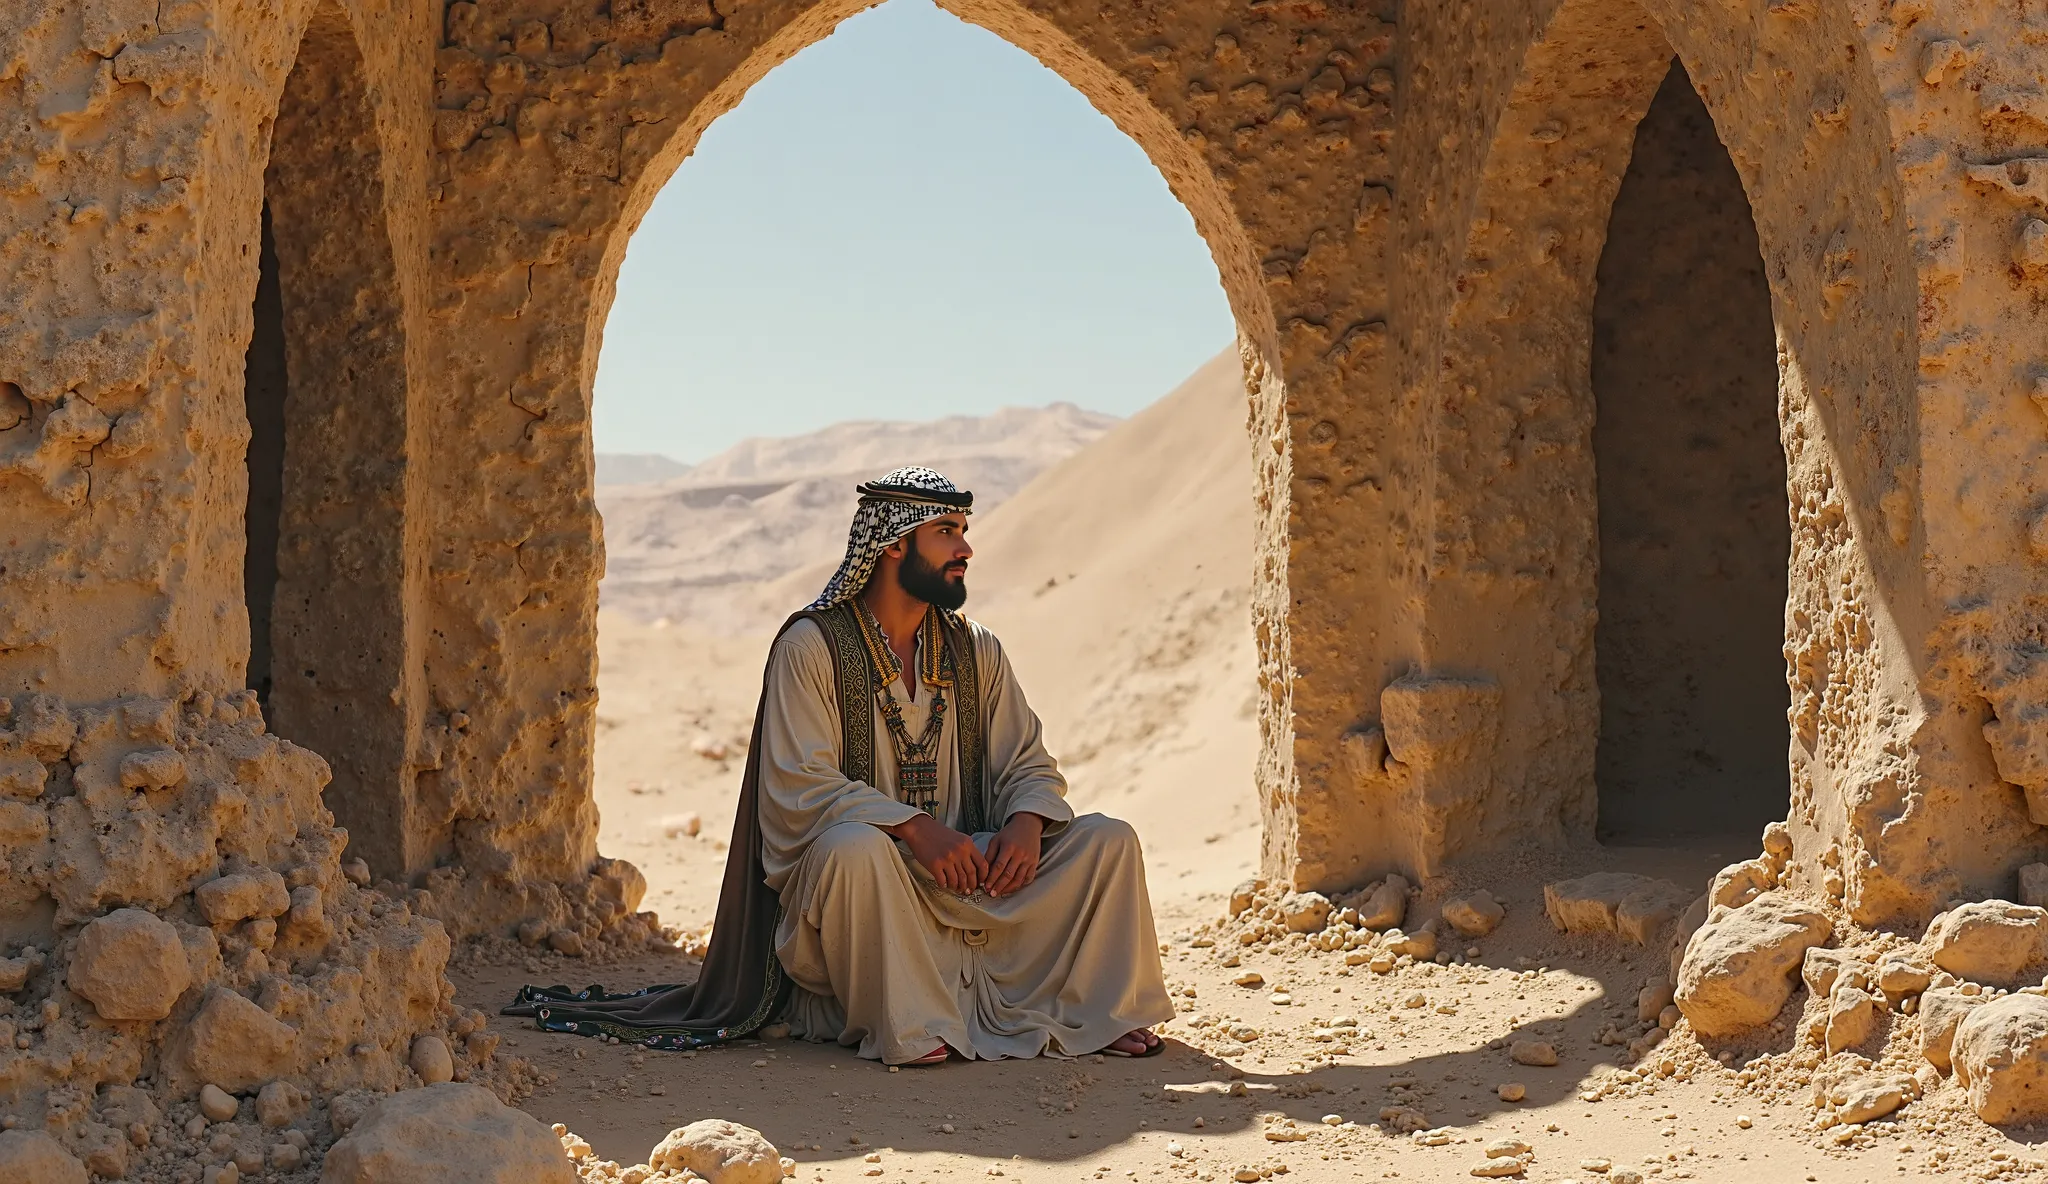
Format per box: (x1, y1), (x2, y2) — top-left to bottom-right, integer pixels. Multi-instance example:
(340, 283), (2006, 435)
(1590, 62), (1786, 843)
(417, 0), (1403, 932)
(245, 3), (419, 878)
(1371, 0), (2038, 924)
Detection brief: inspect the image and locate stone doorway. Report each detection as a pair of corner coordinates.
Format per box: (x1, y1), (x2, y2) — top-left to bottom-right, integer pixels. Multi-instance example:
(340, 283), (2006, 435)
(1591, 62), (1788, 843)
(240, 5), (415, 877)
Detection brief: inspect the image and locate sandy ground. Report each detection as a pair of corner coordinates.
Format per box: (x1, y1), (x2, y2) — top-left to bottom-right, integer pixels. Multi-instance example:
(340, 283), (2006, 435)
(443, 356), (2035, 1181)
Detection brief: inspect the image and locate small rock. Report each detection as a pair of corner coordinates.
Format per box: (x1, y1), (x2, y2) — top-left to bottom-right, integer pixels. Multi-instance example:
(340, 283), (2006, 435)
(1929, 901), (2048, 986)
(516, 919), (550, 947)
(1544, 873), (1687, 939)
(1579, 1159), (1612, 1173)
(1825, 986), (1878, 1053)
(321, 1083), (574, 1184)
(255, 1080), (302, 1128)
(198, 1084), (239, 1123)
(0, 1130), (88, 1184)
(1837, 1077), (1909, 1125)
(1228, 879), (1265, 918)
(1442, 893), (1505, 938)
(1357, 876), (1409, 931)
(1387, 923), (1438, 960)
(651, 1119), (785, 1184)
(411, 1035), (455, 1084)
(1877, 953), (1933, 997)
(195, 869), (291, 928)
(1233, 972), (1265, 988)
(549, 929), (586, 957)
(1636, 978), (1674, 1024)
(1708, 859), (1776, 910)
(1761, 822), (1793, 861)
(758, 1022), (791, 1040)
(1278, 892), (1333, 934)
(183, 989), (298, 1093)
(1921, 985), (1991, 1071)
(268, 1143), (301, 1170)
(1469, 1158), (1526, 1177)
(1801, 947), (1859, 997)
(1610, 1170), (1644, 1184)
(1485, 1138), (1531, 1158)
(68, 908), (190, 1021)
(1510, 1040), (1558, 1067)
(1953, 992), (2048, 1124)
(342, 858), (371, 886)
(1497, 1082), (1525, 1102)
(662, 813), (703, 839)
(1674, 893), (1832, 1037)
(2021, 863), (2048, 909)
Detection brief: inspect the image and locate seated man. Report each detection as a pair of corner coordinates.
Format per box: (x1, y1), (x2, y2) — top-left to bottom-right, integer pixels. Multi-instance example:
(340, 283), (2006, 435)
(510, 467), (1170, 1064)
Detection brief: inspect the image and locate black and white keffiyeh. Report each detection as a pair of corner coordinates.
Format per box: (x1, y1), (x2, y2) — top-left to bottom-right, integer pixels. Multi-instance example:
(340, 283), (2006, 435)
(808, 466), (974, 610)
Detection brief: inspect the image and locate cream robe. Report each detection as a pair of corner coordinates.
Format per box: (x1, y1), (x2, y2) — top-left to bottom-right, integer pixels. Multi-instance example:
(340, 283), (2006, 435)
(761, 616), (1173, 1063)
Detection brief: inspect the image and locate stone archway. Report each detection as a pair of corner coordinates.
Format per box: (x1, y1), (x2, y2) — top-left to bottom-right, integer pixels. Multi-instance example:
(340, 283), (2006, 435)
(246, 2), (418, 878)
(1368, 0), (1968, 918)
(412, 0), (1387, 932)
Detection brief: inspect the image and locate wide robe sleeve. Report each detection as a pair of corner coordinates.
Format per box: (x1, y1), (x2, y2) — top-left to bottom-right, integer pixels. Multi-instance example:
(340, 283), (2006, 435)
(970, 621), (1074, 837)
(758, 619), (924, 893)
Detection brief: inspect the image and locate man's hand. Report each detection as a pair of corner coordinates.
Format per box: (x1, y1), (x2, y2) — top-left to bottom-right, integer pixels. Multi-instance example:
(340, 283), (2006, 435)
(887, 814), (989, 893)
(983, 813), (1045, 897)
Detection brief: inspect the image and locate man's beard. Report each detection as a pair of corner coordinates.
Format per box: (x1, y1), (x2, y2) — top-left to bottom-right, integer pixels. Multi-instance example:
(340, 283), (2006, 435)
(897, 545), (968, 610)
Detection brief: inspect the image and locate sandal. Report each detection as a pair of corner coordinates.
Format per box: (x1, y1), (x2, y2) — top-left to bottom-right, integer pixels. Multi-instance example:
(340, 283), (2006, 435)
(903, 1043), (952, 1066)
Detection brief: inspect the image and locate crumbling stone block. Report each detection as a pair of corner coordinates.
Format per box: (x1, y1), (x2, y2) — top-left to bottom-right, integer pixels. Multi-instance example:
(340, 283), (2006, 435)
(1954, 994), (2048, 1124)
(67, 908), (190, 1021)
(321, 1084), (575, 1184)
(1928, 901), (2048, 986)
(1675, 893), (1832, 1037)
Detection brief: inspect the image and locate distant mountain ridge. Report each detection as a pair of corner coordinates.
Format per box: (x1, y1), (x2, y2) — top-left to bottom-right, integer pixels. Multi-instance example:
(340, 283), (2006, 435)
(597, 402), (1119, 629)
(595, 453), (693, 487)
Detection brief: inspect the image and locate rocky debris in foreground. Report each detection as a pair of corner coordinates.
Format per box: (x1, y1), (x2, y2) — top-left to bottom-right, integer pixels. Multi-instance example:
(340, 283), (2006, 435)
(563, 1115), (796, 1184)
(322, 1083), (575, 1184)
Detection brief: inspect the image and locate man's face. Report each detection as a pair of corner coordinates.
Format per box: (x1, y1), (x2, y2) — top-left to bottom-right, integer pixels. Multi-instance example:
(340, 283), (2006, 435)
(894, 514), (972, 610)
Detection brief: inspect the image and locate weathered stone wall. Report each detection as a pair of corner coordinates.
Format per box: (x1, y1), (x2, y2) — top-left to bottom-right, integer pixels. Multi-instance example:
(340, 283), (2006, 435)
(1591, 62), (1788, 842)
(6, 0), (2048, 1128)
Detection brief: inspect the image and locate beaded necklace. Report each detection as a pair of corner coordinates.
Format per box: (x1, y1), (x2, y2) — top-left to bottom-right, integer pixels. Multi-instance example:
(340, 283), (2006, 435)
(853, 603), (952, 817)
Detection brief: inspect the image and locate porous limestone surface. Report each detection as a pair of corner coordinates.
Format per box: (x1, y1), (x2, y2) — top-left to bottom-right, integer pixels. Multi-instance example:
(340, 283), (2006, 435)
(8, 0), (2048, 1162)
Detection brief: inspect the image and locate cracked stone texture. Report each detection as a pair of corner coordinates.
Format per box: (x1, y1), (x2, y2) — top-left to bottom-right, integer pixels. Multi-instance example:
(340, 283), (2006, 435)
(3, 0), (2048, 1130)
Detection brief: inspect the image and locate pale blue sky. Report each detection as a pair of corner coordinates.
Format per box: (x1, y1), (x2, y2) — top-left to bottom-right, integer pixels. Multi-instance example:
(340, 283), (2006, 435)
(591, 0), (1236, 463)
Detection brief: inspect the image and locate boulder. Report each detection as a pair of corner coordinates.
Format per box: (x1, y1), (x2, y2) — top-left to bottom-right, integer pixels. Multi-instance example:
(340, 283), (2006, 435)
(0, 1130), (88, 1184)
(2020, 864), (2048, 909)
(1920, 986), (1990, 1072)
(319, 1083), (574, 1184)
(185, 988), (298, 1093)
(1356, 877), (1408, 931)
(1674, 893), (1833, 1037)
(195, 869), (291, 928)
(1441, 893), (1504, 939)
(1953, 993), (2048, 1124)
(1278, 892), (1332, 934)
(650, 1119), (784, 1184)
(1544, 873), (1692, 945)
(1929, 901), (2048, 986)
(1825, 985), (1878, 1054)
(68, 908), (190, 1021)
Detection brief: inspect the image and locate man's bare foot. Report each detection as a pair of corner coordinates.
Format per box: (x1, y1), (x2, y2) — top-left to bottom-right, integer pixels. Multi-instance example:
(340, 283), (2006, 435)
(1103, 1029), (1161, 1057)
